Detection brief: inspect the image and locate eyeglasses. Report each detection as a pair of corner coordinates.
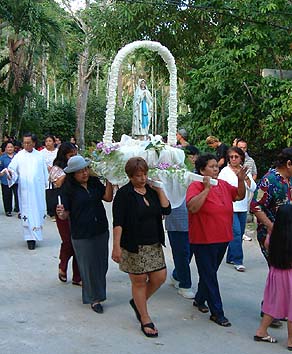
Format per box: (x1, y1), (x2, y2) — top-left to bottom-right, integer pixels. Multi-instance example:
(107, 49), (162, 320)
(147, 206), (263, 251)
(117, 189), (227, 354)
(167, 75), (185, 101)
(229, 155), (240, 159)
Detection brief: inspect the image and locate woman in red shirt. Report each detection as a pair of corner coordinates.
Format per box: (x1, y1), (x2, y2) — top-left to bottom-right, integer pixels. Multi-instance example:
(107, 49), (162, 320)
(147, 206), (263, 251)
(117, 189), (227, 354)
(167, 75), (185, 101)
(186, 153), (246, 327)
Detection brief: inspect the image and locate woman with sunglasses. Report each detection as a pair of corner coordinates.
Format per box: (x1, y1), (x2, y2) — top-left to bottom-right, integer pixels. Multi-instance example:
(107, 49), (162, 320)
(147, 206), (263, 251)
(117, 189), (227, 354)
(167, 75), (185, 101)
(218, 147), (256, 272)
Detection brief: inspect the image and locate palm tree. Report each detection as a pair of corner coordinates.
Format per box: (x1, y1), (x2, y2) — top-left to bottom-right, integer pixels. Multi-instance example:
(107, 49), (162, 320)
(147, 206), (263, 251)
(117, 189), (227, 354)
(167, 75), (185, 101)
(0, 0), (61, 136)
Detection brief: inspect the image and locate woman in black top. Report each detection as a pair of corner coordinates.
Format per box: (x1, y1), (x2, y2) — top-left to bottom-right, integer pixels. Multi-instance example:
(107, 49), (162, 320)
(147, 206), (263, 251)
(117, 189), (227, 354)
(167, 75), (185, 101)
(56, 155), (113, 314)
(112, 157), (171, 337)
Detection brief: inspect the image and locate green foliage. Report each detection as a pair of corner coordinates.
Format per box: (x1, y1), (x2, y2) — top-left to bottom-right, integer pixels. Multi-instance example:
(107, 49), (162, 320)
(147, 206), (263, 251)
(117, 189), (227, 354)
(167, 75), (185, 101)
(181, 0), (292, 175)
(0, 0), (61, 48)
(85, 90), (132, 144)
(2, 0), (292, 179)
(22, 97), (76, 140)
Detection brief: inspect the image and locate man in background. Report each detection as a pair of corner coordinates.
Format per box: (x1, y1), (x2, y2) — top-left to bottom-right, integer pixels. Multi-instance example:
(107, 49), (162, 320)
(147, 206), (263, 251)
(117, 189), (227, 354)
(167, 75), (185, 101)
(236, 138), (257, 181)
(176, 128), (190, 147)
(206, 136), (228, 170)
(7, 133), (48, 250)
(236, 138), (257, 241)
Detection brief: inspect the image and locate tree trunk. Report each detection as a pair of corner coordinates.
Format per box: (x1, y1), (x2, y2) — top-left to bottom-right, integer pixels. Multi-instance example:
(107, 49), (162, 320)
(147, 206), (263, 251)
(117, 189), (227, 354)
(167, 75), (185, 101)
(41, 50), (47, 100)
(7, 36), (34, 137)
(95, 63), (99, 97)
(75, 46), (90, 151)
(76, 79), (90, 151)
(53, 73), (57, 104)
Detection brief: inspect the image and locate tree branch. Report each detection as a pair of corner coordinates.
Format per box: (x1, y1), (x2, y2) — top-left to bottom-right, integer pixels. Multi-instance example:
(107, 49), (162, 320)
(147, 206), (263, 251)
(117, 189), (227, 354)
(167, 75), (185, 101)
(243, 81), (255, 105)
(61, 0), (87, 34)
(84, 54), (105, 81)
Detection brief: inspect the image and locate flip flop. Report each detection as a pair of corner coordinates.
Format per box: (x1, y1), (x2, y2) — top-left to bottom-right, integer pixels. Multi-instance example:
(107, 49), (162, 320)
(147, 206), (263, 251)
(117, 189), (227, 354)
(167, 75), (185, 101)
(129, 299), (141, 322)
(72, 280), (82, 286)
(288, 346), (292, 351)
(254, 335), (277, 343)
(58, 270), (67, 283)
(141, 322), (158, 338)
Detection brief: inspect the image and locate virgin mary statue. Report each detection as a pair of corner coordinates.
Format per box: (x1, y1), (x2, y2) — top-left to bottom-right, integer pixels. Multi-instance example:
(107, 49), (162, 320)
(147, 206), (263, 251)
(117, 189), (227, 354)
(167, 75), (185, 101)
(132, 79), (153, 138)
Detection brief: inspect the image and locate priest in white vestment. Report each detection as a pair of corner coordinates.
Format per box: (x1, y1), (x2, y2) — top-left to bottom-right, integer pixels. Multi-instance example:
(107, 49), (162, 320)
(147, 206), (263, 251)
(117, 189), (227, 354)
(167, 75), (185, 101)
(8, 134), (48, 249)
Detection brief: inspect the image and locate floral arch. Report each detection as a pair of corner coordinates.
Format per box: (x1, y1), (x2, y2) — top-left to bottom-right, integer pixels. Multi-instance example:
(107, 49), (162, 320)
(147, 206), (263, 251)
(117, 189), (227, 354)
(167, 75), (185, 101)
(103, 40), (177, 145)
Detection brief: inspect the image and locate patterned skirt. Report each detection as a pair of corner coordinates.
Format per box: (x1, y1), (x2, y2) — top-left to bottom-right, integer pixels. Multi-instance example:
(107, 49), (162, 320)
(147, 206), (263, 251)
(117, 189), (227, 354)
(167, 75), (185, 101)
(120, 243), (166, 274)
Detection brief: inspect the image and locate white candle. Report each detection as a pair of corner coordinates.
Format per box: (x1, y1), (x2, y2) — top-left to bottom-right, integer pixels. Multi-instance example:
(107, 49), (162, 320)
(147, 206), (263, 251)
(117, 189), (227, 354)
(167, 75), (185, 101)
(58, 195), (62, 205)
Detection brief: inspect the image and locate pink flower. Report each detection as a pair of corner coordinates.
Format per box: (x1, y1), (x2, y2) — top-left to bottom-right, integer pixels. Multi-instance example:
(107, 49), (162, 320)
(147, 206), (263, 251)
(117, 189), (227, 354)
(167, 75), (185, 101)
(104, 147), (112, 155)
(96, 142), (104, 150)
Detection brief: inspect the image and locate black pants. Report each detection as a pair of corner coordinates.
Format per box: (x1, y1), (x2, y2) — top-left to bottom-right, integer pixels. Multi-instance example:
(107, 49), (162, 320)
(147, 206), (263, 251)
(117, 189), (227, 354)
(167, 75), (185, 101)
(190, 242), (228, 319)
(1, 183), (19, 213)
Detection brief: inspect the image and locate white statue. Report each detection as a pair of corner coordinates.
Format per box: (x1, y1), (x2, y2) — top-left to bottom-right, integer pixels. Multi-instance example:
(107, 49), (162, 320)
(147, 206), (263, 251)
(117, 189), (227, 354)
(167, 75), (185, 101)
(132, 79), (153, 137)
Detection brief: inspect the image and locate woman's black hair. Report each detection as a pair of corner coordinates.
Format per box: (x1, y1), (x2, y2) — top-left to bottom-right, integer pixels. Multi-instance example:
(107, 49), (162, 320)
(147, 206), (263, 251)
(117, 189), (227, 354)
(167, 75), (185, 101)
(269, 204), (292, 269)
(273, 147), (292, 168)
(44, 134), (56, 143)
(53, 142), (77, 169)
(3, 141), (15, 150)
(195, 153), (217, 175)
(184, 145), (200, 156)
(226, 146), (245, 165)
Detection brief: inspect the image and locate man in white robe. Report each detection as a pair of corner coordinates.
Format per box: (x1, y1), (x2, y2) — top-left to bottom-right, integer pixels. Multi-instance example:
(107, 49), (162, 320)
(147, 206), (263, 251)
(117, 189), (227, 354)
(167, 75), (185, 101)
(8, 133), (48, 250)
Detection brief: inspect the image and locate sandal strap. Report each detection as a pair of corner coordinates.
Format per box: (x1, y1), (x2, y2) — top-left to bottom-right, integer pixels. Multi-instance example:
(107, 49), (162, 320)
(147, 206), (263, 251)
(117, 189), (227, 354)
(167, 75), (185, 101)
(142, 322), (155, 330)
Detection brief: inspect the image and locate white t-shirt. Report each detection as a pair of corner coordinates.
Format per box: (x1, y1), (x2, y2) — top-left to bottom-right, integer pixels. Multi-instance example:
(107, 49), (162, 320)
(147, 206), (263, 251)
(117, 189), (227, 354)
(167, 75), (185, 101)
(40, 148), (58, 169)
(218, 165), (256, 212)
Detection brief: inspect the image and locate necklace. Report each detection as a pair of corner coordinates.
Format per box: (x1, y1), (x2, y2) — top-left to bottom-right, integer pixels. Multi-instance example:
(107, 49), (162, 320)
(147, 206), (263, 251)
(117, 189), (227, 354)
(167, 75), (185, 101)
(134, 188), (146, 196)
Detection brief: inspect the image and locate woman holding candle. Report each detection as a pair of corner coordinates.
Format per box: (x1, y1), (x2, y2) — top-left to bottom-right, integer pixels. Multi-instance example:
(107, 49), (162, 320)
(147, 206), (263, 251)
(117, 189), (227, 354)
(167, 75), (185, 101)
(56, 155), (113, 314)
(186, 153), (247, 327)
(49, 142), (81, 285)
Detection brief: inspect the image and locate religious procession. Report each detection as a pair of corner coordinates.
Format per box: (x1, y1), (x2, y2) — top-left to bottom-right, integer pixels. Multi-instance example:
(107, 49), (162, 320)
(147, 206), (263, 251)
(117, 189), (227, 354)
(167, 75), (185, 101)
(1, 1), (292, 354)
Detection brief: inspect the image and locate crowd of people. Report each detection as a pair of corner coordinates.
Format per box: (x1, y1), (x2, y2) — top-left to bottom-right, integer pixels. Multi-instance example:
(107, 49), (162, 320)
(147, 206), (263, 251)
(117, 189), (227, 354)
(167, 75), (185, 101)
(1, 130), (292, 347)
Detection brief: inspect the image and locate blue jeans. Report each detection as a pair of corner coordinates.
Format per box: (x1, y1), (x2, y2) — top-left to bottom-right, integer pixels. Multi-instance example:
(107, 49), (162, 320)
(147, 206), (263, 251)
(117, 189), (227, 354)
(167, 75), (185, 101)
(191, 242), (228, 319)
(226, 212), (247, 266)
(168, 231), (192, 289)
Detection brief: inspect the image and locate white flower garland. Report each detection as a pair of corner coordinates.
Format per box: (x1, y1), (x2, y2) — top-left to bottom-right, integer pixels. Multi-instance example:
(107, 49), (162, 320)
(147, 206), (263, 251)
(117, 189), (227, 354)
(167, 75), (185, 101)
(103, 40), (178, 145)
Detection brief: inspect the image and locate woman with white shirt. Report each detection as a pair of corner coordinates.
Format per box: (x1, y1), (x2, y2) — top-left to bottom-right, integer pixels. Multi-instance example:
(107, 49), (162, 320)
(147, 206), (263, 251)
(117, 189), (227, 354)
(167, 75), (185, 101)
(41, 135), (58, 172)
(218, 146), (256, 272)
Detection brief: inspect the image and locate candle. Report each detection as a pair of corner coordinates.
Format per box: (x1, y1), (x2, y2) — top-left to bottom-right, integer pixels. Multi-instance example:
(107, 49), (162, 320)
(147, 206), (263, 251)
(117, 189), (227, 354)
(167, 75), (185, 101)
(58, 195), (62, 205)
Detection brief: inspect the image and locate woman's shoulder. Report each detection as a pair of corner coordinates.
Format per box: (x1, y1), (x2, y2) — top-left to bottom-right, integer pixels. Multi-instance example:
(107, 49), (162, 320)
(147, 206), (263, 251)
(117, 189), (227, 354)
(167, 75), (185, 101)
(218, 178), (231, 186)
(114, 182), (134, 199)
(187, 181), (204, 192)
(86, 176), (99, 188)
(0, 153), (6, 160)
(116, 182), (132, 193)
(218, 165), (233, 178)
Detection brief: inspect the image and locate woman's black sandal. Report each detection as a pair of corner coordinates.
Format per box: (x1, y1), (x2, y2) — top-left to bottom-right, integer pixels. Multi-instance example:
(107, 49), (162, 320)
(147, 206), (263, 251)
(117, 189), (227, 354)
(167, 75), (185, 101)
(129, 299), (141, 322)
(58, 270), (67, 283)
(141, 322), (158, 338)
